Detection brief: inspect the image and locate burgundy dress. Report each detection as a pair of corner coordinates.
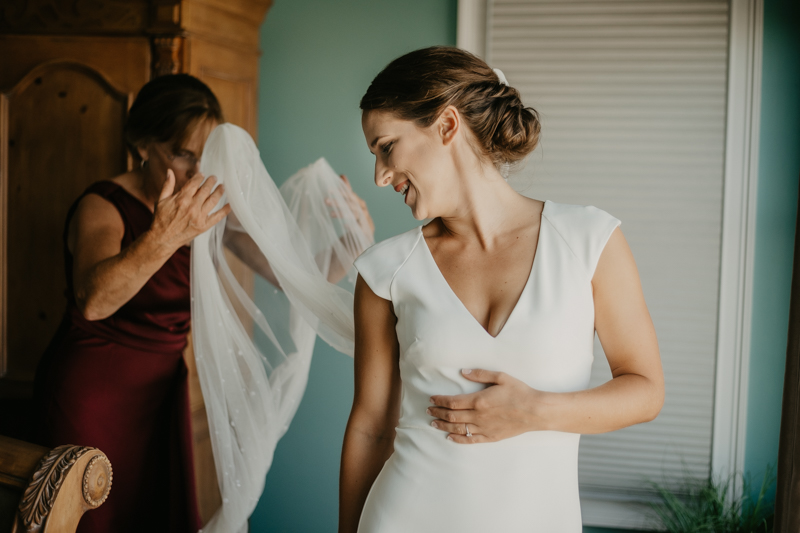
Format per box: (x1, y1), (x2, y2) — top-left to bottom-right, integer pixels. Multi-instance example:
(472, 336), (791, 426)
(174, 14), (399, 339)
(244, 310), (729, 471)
(36, 181), (202, 533)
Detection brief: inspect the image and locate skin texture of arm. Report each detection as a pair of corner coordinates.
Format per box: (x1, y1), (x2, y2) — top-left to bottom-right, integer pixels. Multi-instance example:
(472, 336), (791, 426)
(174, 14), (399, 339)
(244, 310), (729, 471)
(221, 223), (281, 288)
(70, 170), (230, 321)
(339, 276), (402, 533)
(427, 228), (664, 442)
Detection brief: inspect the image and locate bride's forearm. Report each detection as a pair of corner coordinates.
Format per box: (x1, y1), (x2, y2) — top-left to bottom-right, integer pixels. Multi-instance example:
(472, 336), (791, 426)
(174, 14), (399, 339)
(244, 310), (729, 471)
(339, 419), (394, 533)
(537, 372), (664, 434)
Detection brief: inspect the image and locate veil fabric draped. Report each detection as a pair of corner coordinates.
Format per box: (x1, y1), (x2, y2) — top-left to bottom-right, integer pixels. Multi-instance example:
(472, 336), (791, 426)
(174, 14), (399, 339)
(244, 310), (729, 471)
(192, 123), (372, 532)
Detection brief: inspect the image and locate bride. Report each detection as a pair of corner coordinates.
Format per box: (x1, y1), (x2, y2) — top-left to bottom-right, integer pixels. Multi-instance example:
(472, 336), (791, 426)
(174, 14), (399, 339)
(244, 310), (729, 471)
(339, 46), (664, 532)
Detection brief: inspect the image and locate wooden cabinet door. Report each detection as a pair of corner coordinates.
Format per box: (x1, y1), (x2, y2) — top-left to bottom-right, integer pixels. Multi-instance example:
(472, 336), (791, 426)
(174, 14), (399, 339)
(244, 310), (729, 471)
(0, 36), (150, 386)
(1, 62), (130, 382)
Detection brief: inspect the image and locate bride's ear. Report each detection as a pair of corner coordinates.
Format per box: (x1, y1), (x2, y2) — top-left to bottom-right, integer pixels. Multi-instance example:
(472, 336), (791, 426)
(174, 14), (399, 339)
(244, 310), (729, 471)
(437, 105), (461, 146)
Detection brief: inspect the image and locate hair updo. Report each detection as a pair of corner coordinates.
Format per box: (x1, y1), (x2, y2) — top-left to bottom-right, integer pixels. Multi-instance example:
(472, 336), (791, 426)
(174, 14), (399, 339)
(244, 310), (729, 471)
(124, 74), (224, 161)
(360, 46), (541, 168)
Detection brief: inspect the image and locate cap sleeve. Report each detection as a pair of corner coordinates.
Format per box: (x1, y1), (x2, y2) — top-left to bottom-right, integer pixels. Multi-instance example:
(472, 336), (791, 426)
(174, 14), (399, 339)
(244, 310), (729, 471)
(543, 202), (621, 280)
(353, 227), (423, 301)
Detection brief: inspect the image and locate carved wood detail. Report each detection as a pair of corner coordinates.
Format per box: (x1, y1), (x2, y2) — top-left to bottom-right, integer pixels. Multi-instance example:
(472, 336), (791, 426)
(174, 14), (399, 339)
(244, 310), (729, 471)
(152, 35), (184, 77)
(149, 0), (181, 33)
(18, 445), (92, 530)
(81, 454), (112, 509)
(0, 436), (113, 533)
(0, 0), (149, 35)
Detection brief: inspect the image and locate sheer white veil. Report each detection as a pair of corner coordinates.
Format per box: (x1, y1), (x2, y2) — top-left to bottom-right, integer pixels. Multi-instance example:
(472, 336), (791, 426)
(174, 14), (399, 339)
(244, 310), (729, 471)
(192, 123), (372, 532)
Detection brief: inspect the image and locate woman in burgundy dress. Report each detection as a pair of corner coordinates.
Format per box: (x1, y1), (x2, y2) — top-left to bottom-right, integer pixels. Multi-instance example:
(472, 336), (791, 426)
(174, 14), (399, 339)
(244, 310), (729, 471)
(37, 74), (373, 532)
(37, 74), (245, 533)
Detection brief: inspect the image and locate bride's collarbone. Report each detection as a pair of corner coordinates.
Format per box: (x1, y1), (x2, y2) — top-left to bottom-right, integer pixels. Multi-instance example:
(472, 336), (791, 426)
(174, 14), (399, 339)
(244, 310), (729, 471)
(424, 224), (539, 279)
(424, 229), (539, 335)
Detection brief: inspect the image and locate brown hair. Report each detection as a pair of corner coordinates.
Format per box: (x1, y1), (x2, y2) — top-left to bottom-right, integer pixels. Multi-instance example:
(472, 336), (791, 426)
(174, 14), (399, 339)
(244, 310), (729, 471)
(360, 46), (540, 167)
(124, 74), (224, 161)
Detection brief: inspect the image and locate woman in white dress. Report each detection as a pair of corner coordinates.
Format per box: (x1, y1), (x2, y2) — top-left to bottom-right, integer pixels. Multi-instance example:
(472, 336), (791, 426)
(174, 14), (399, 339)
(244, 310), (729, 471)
(339, 46), (664, 533)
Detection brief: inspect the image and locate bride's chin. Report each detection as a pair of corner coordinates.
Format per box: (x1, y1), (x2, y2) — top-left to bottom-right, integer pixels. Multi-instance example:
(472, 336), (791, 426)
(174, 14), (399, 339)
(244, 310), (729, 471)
(410, 203), (432, 221)
(408, 192), (434, 220)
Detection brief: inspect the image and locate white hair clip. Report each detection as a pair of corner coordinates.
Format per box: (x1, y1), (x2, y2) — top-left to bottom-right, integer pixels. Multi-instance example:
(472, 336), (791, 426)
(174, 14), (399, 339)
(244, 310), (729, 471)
(493, 68), (508, 86)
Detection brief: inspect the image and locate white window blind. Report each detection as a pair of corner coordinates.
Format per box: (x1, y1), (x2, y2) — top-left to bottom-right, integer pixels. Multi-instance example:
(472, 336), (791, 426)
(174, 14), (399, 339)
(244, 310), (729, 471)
(486, 0), (730, 528)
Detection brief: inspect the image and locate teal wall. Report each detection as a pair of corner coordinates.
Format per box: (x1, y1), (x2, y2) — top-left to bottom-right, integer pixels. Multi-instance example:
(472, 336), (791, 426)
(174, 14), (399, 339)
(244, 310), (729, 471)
(744, 0), (800, 496)
(248, 0), (799, 531)
(249, 1), (457, 531)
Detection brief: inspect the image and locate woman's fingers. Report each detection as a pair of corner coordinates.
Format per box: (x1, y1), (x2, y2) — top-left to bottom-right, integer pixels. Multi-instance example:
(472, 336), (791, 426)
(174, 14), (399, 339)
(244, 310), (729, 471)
(347, 190), (374, 235)
(151, 172), (229, 249)
(193, 174), (216, 205)
(180, 171), (206, 198)
(324, 187), (375, 236)
(426, 404), (471, 421)
(201, 181), (225, 215)
(425, 368), (540, 443)
(447, 433), (490, 444)
(159, 169), (176, 201)
(461, 367), (507, 385)
(430, 419), (492, 444)
(430, 419), (473, 435)
(429, 391), (479, 410)
(204, 203), (232, 230)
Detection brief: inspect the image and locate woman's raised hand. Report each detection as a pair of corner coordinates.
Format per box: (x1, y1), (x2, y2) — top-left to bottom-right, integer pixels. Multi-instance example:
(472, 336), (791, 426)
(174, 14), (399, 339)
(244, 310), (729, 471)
(427, 369), (547, 443)
(336, 174), (375, 238)
(150, 169), (232, 250)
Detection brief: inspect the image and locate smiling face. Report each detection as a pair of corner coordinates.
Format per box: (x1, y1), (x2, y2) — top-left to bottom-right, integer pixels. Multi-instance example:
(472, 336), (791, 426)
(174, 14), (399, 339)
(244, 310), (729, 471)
(362, 110), (460, 220)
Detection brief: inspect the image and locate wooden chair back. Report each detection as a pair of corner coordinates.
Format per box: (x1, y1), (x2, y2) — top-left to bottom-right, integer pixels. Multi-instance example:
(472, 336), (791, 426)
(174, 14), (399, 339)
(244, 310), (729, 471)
(0, 435), (111, 533)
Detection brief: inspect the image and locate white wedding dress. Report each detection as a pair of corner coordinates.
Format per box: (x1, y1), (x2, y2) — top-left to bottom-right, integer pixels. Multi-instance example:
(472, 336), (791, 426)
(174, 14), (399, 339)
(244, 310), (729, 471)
(353, 200), (620, 532)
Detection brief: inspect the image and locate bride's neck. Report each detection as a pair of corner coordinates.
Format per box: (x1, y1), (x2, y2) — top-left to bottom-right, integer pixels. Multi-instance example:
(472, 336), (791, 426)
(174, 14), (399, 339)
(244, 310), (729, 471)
(436, 155), (531, 250)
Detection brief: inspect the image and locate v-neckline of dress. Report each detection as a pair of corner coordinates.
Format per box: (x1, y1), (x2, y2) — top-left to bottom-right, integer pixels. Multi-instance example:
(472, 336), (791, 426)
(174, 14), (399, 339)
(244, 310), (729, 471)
(419, 200), (548, 340)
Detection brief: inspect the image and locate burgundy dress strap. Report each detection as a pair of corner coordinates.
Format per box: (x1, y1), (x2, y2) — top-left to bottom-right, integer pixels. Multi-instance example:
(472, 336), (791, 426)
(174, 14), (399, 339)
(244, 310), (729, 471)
(62, 181), (192, 352)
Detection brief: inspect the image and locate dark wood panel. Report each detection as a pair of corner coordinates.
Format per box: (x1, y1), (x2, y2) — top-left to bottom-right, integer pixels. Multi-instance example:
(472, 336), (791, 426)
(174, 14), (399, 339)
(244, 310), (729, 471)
(3, 62), (130, 381)
(0, 0), (149, 35)
(0, 35), (150, 93)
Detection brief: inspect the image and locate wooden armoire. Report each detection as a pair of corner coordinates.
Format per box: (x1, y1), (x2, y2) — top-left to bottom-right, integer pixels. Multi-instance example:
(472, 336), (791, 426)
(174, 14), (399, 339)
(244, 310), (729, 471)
(0, 0), (271, 523)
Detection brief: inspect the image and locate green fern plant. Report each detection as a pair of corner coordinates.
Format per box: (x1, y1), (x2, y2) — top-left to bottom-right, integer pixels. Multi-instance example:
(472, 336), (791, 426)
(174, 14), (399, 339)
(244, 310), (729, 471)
(650, 467), (775, 533)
